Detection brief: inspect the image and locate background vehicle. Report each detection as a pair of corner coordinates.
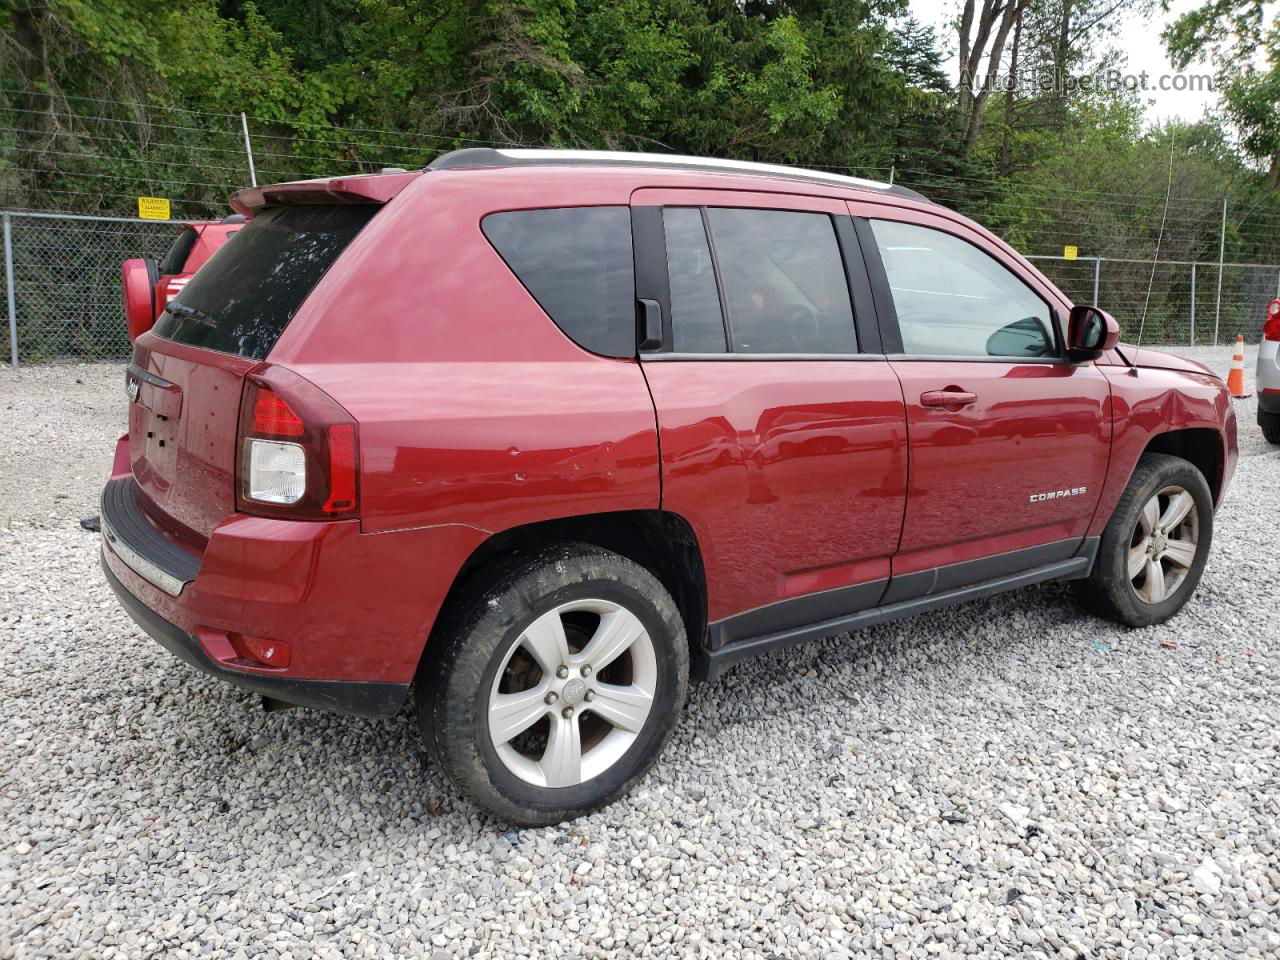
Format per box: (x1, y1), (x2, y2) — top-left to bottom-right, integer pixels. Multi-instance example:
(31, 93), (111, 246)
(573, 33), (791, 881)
(1259, 299), (1280, 443)
(120, 214), (246, 342)
(100, 150), (1237, 824)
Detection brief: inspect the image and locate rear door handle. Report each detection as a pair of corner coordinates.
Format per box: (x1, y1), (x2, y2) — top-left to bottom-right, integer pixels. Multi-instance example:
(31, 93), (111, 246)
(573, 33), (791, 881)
(920, 389), (977, 407)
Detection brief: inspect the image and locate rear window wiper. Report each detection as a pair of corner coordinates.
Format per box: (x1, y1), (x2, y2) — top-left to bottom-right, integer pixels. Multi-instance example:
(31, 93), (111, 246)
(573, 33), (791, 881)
(165, 301), (216, 326)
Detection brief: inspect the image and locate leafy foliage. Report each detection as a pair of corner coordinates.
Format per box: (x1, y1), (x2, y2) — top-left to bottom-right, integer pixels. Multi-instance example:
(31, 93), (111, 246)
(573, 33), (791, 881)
(0, 0), (1277, 271)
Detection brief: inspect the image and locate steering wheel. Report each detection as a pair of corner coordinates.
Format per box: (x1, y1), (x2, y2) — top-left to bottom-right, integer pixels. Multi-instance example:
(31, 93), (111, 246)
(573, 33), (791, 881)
(780, 303), (822, 352)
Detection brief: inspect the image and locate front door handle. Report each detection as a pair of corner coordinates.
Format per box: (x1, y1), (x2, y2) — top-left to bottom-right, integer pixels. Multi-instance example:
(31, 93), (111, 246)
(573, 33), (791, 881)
(921, 388), (977, 407)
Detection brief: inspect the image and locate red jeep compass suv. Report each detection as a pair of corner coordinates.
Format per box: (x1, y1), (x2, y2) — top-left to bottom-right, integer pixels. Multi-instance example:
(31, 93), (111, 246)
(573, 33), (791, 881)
(101, 149), (1238, 823)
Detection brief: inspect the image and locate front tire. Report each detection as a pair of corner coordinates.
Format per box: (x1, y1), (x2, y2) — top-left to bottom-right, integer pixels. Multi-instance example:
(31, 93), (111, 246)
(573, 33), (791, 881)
(418, 544), (688, 825)
(1074, 453), (1213, 627)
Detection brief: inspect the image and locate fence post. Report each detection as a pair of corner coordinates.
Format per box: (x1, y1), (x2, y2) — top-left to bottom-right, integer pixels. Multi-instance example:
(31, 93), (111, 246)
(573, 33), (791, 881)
(4, 213), (16, 368)
(1189, 262), (1196, 346)
(240, 112), (258, 187)
(1092, 257), (1101, 304)
(1213, 195), (1226, 345)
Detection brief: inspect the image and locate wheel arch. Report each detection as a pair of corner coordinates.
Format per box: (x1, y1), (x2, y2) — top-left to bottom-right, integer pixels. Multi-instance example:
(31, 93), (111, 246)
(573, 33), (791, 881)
(1140, 427), (1224, 504)
(419, 509), (709, 678)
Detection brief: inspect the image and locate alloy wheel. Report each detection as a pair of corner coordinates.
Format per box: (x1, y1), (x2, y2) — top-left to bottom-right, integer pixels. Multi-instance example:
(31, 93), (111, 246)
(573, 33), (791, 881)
(487, 599), (657, 788)
(1128, 484), (1199, 604)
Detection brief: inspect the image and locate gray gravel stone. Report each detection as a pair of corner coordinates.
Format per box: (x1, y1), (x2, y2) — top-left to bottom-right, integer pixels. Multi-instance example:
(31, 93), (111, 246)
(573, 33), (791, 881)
(2, 345), (1278, 959)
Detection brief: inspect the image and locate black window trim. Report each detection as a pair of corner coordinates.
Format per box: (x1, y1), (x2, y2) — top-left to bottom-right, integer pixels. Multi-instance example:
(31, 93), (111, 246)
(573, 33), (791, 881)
(856, 214), (1068, 363)
(698, 207), (735, 351)
(630, 206), (671, 353)
(636, 204), (878, 358)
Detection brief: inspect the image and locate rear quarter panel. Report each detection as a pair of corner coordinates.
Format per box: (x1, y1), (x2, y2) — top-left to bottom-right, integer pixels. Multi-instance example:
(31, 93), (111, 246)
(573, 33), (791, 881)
(270, 171), (662, 538)
(1092, 366), (1236, 535)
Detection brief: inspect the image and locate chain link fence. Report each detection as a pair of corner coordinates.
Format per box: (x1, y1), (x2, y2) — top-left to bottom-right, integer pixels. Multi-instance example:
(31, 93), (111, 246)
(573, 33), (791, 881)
(3, 212), (180, 364)
(1028, 255), (1280, 345)
(4, 210), (1280, 366)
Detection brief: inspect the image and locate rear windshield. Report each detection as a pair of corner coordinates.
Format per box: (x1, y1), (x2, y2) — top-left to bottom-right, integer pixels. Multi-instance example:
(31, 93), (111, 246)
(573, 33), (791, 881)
(152, 205), (377, 360)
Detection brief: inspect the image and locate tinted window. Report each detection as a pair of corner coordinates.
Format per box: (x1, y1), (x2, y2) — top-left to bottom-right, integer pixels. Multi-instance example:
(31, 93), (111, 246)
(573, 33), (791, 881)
(662, 208), (726, 353)
(483, 207), (635, 358)
(153, 205), (377, 360)
(869, 219), (1055, 358)
(704, 208), (856, 354)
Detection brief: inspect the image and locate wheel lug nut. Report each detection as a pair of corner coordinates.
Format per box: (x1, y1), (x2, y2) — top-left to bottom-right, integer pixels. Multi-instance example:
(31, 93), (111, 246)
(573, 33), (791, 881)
(556, 666), (569, 679)
(584, 690), (595, 702)
(561, 706), (574, 719)
(580, 664), (592, 678)
(544, 691), (558, 705)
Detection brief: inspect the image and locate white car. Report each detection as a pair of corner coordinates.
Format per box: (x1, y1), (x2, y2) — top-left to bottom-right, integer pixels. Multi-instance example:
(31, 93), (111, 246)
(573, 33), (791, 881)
(1261, 299), (1280, 444)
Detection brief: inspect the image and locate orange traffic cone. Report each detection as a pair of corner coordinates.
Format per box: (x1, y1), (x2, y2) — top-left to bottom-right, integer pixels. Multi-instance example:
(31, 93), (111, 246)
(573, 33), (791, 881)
(1226, 334), (1250, 398)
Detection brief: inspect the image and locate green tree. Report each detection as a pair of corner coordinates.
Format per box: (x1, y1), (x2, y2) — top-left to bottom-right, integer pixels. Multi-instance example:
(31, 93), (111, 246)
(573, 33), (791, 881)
(1163, 0), (1280, 187)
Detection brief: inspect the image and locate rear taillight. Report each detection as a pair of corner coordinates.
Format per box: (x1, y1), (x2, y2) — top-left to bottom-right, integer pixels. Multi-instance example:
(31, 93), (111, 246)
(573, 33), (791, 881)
(236, 366), (360, 520)
(1264, 299), (1280, 342)
(164, 277), (189, 305)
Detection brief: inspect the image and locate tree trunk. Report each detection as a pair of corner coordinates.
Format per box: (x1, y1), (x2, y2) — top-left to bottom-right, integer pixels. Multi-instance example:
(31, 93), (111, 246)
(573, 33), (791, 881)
(999, 10), (1023, 175)
(1053, 0), (1075, 116)
(957, 0), (978, 125)
(964, 0), (1027, 153)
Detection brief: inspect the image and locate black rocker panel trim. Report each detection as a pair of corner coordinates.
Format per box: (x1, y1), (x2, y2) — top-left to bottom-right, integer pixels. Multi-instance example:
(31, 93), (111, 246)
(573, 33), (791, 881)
(880, 539), (1080, 605)
(694, 538), (1099, 681)
(707, 577), (888, 651)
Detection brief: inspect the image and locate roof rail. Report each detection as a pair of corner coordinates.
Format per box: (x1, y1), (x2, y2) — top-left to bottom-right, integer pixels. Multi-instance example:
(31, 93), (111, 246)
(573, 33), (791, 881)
(426, 148), (930, 203)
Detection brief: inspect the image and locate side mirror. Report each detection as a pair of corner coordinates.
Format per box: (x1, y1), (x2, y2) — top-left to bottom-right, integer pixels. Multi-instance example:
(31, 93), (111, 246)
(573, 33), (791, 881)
(121, 258), (159, 343)
(1067, 305), (1119, 361)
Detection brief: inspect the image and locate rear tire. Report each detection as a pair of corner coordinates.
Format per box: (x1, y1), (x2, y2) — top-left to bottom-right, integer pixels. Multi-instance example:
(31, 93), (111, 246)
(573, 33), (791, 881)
(1073, 453), (1213, 627)
(418, 544), (688, 825)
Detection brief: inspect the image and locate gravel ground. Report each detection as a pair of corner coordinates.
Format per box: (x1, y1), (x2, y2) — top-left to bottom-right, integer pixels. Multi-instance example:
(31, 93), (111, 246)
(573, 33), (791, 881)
(2, 345), (1278, 959)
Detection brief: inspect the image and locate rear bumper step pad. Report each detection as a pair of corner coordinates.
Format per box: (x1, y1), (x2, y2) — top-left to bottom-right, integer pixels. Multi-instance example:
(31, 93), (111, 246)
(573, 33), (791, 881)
(100, 477), (199, 596)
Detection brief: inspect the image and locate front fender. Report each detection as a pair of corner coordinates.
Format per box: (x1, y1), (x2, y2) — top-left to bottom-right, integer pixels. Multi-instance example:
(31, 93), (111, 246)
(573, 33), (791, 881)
(1090, 367), (1235, 537)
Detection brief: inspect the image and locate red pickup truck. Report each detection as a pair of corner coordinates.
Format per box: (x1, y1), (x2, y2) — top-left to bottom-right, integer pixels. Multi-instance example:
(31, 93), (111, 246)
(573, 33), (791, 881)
(101, 150), (1237, 823)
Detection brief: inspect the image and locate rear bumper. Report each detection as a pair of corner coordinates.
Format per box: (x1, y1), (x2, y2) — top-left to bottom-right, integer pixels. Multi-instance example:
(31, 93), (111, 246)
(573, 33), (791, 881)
(103, 555), (406, 717)
(99, 469), (489, 713)
(1259, 390), (1280, 417)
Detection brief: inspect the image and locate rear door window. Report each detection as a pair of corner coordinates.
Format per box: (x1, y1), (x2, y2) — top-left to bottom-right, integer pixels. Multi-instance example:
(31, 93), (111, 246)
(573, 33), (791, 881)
(662, 208), (727, 353)
(482, 206), (635, 358)
(152, 204), (377, 360)
(703, 208), (857, 354)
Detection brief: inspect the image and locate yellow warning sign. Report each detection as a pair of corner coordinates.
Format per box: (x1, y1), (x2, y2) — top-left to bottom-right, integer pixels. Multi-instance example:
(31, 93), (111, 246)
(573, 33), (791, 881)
(1063, 245), (1078, 260)
(137, 197), (171, 220)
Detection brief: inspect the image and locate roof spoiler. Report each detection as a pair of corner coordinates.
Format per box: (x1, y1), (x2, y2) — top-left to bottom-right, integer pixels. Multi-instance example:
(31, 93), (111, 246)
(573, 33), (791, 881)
(230, 170), (422, 216)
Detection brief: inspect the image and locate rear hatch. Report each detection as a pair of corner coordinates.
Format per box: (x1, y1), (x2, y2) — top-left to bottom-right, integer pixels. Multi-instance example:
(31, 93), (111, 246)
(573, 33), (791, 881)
(128, 202), (381, 543)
